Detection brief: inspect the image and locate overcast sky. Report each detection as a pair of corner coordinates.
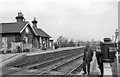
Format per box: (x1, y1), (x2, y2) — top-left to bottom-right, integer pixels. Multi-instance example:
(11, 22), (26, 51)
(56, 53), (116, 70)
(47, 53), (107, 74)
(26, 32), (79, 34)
(0, 0), (119, 41)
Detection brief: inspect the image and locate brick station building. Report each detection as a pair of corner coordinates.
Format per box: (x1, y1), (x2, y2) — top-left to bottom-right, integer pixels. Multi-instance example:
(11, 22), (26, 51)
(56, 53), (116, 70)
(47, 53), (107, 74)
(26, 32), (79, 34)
(0, 12), (53, 52)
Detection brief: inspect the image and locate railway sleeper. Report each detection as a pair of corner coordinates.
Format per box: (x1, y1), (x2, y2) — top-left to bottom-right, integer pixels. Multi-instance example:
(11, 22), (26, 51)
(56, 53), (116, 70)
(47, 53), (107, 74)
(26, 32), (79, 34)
(14, 52), (81, 68)
(39, 54), (83, 75)
(28, 53), (82, 69)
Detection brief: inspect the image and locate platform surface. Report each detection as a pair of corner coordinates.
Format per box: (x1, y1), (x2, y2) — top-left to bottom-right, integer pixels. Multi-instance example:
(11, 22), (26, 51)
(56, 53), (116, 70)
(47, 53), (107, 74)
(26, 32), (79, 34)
(80, 51), (113, 77)
(0, 54), (17, 63)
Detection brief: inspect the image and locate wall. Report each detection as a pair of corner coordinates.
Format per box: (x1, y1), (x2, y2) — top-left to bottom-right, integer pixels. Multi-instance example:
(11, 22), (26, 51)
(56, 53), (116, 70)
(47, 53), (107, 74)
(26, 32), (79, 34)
(41, 37), (50, 49)
(33, 36), (40, 49)
(21, 24), (39, 49)
(21, 24), (34, 44)
(2, 33), (20, 49)
(2, 33), (16, 43)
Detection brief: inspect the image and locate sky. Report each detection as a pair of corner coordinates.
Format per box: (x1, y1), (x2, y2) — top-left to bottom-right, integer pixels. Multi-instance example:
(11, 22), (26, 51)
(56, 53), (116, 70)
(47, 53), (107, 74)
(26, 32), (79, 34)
(0, 0), (119, 41)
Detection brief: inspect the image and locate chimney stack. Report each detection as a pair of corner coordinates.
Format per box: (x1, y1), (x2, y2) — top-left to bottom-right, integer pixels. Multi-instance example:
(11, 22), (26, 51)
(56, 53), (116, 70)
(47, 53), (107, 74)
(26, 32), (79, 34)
(32, 17), (38, 28)
(15, 12), (25, 22)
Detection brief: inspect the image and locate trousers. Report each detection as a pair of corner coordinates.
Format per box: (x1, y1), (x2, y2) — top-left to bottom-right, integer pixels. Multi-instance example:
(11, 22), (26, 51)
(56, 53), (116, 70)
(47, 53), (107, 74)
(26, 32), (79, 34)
(83, 60), (90, 74)
(97, 57), (104, 76)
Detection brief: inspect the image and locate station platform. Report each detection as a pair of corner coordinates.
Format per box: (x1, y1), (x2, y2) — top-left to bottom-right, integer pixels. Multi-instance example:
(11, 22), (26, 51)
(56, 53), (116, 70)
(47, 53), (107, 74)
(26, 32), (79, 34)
(80, 52), (117, 77)
(0, 46), (84, 67)
(0, 54), (26, 67)
(27, 46), (84, 56)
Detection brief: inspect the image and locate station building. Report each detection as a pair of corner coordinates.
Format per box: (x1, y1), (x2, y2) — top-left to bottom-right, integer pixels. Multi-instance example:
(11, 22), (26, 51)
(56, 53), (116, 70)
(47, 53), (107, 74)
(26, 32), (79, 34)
(0, 12), (53, 52)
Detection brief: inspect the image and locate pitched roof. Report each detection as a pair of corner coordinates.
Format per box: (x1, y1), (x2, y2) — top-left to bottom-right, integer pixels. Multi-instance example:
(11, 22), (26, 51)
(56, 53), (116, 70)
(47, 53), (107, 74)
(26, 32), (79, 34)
(33, 27), (51, 38)
(0, 21), (51, 38)
(0, 22), (28, 33)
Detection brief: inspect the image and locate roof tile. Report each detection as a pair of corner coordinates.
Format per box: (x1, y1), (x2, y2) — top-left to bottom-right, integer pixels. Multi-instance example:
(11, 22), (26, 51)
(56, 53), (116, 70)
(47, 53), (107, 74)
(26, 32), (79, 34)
(33, 27), (51, 38)
(0, 22), (51, 38)
(0, 22), (28, 33)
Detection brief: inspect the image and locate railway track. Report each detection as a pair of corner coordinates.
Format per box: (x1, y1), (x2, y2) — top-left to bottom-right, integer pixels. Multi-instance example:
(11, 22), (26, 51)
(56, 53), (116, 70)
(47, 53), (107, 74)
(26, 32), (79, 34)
(5, 49), (84, 76)
(28, 53), (81, 69)
(37, 54), (83, 75)
(13, 51), (81, 68)
(66, 62), (83, 75)
(6, 53), (83, 76)
(8, 48), (84, 67)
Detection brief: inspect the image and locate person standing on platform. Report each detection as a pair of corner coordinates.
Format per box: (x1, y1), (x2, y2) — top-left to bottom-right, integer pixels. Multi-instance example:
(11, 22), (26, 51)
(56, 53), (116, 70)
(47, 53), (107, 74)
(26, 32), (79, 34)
(96, 46), (104, 77)
(83, 44), (93, 75)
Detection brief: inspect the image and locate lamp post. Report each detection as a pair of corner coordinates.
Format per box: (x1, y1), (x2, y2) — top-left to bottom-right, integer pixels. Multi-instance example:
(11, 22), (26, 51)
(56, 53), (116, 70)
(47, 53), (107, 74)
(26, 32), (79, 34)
(115, 29), (119, 42)
(115, 29), (119, 76)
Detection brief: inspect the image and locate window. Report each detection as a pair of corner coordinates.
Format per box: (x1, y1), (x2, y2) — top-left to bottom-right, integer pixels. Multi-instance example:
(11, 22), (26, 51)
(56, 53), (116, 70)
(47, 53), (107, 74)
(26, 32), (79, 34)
(2, 37), (7, 43)
(25, 27), (29, 34)
(2, 37), (7, 49)
(23, 36), (28, 44)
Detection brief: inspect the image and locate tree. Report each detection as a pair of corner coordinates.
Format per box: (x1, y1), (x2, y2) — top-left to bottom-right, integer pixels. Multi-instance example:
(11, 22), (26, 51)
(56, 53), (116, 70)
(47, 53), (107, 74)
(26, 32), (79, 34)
(55, 36), (69, 48)
(69, 39), (75, 47)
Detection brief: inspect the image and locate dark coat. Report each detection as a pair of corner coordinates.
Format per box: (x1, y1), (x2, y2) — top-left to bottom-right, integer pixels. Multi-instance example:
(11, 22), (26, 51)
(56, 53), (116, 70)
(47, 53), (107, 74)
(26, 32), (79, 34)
(96, 50), (104, 76)
(83, 47), (93, 62)
(96, 51), (103, 58)
(96, 51), (103, 63)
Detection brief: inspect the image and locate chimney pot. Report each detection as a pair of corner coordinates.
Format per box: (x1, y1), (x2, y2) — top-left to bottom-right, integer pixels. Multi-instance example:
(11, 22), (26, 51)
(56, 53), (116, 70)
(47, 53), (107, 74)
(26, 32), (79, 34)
(15, 12), (24, 22)
(32, 17), (38, 28)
